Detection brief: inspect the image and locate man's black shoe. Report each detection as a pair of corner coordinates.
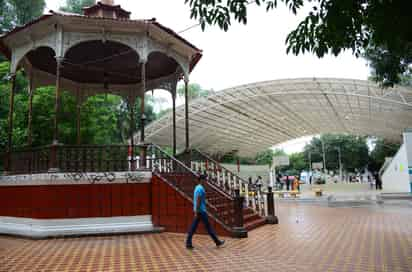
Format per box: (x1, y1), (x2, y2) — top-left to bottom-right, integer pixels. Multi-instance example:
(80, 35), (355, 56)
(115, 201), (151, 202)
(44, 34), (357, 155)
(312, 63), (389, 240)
(186, 244), (194, 250)
(216, 240), (225, 247)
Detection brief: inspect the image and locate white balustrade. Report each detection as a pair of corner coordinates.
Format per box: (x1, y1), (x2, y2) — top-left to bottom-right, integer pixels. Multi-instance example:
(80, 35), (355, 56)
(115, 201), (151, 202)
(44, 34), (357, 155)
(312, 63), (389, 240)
(244, 184), (249, 207)
(263, 193), (268, 216)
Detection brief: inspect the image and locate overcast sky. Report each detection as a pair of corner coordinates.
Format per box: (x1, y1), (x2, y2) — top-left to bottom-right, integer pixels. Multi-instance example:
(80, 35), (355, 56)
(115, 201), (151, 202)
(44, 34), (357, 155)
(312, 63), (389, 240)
(45, 0), (371, 153)
(46, 0), (370, 91)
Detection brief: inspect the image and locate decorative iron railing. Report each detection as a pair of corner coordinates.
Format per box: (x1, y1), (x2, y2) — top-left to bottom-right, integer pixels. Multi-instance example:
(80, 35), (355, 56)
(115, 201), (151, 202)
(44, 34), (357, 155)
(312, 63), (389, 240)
(182, 149), (267, 217)
(4, 144), (149, 174)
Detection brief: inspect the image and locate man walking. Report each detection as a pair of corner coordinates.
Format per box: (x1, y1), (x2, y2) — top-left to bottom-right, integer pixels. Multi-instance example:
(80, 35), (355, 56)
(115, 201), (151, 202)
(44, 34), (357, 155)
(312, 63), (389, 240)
(186, 174), (225, 249)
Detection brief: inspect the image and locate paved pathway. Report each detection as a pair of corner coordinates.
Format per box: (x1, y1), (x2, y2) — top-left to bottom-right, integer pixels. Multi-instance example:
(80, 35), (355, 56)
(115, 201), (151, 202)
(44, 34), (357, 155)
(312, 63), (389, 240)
(1, 203), (412, 272)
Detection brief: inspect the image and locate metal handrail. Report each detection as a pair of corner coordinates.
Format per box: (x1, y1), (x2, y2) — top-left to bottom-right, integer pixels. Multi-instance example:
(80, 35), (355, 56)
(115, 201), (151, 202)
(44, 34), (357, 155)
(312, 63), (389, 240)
(150, 144), (236, 227)
(189, 148), (267, 216)
(192, 148), (250, 186)
(150, 144), (234, 200)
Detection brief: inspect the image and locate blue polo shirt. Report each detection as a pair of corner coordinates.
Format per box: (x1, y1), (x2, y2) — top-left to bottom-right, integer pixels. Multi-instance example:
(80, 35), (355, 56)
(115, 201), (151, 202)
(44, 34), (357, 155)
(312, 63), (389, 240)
(193, 184), (206, 213)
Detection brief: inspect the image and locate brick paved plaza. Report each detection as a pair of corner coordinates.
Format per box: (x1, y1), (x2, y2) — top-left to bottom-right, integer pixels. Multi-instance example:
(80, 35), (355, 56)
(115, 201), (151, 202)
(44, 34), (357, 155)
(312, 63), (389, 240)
(1, 202), (412, 272)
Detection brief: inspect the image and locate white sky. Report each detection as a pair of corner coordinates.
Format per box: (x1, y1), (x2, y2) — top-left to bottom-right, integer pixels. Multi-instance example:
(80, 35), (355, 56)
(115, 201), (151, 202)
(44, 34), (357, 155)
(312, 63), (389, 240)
(45, 0), (371, 153)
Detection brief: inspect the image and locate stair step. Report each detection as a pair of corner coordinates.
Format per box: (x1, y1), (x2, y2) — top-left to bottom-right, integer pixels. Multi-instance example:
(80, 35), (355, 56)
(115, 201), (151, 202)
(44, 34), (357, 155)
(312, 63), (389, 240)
(245, 217), (267, 231)
(243, 212), (261, 223)
(242, 208), (255, 215)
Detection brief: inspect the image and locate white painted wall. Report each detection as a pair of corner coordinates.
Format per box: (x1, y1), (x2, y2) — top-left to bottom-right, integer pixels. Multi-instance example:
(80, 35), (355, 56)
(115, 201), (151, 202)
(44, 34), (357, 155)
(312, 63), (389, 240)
(382, 144), (410, 193)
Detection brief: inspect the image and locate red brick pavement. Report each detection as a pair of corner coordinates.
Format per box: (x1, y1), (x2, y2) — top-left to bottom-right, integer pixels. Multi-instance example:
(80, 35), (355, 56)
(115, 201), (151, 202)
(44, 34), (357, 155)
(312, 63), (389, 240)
(1, 203), (412, 272)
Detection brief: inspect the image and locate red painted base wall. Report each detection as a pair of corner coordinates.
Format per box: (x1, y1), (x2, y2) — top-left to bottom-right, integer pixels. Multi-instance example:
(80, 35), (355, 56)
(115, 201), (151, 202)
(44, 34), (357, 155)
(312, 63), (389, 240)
(151, 175), (231, 237)
(0, 176), (231, 237)
(0, 183), (151, 219)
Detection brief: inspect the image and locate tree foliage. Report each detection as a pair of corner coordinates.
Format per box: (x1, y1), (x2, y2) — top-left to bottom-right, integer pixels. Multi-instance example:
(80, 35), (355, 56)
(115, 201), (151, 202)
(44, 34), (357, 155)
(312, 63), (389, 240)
(177, 83), (213, 101)
(254, 148), (286, 165)
(369, 139), (400, 172)
(60, 0), (95, 14)
(215, 134), (399, 175)
(185, 0), (412, 86)
(0, 0), (45, 35)
(8, 0), (45, 25)
(288, 152), (306, 174)
(303, 134), (369, 172)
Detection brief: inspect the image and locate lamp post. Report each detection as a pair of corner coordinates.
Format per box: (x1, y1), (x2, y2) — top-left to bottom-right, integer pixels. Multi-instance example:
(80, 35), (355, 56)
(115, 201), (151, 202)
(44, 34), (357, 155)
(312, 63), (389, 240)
(308, 151), (312, 184)
(336, 147), (342, 182)
(321, 139), (327, 174)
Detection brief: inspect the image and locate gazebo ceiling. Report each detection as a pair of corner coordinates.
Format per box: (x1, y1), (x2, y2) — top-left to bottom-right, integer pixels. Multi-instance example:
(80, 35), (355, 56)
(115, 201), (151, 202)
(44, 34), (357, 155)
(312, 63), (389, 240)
(25, 41), (180, 85)
(143, 78), (412, 157)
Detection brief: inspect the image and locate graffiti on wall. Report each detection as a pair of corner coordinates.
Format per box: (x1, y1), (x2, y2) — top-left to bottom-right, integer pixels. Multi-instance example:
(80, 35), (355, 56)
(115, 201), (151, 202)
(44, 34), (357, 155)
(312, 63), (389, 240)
(0, 171), (151, 186)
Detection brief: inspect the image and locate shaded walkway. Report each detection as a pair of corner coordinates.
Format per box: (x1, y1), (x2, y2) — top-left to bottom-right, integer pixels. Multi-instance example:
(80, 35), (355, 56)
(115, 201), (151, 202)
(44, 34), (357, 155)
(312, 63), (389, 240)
(1, 203), (412, 271)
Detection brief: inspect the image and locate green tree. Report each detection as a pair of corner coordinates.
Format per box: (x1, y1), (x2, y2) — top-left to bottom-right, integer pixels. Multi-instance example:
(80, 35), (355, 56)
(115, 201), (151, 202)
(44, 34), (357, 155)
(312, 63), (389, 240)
(369, 138), (400, 172)
(0, 0), (14, 34)
(255, 148), (286, 166)
(185, 0), (412, 86)
(177, 83), (213, 101)
(60, 0), (95, 14)
(8, 0), (45, 26)
(288, 152), (306, 174)
(303, 134), (369, 172)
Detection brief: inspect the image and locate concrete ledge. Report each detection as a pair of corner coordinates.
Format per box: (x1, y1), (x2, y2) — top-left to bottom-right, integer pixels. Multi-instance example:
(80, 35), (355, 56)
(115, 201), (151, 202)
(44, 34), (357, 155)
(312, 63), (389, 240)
(380, 193), (412, 200)
(0, 215), (161, 239)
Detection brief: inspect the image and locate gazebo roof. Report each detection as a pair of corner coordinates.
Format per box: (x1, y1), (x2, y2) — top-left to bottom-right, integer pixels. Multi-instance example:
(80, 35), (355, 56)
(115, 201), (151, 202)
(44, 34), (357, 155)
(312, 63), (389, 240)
(144, 78), (412, 157)
(0, 2), (202, 97)
(0, 11), (202, 68)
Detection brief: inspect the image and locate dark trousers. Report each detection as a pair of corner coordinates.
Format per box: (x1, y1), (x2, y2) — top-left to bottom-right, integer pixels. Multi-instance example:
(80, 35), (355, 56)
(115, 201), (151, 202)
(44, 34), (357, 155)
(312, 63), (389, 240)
(376, 181), (382, 190)
(186, 211), (219, 246)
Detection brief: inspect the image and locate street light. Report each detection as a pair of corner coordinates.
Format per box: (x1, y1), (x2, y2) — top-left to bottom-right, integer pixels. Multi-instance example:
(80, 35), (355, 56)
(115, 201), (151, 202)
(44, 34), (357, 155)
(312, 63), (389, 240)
(335, 147), (343, 182)
(308, 151), (312, 184)
(321, 139), (327, 173)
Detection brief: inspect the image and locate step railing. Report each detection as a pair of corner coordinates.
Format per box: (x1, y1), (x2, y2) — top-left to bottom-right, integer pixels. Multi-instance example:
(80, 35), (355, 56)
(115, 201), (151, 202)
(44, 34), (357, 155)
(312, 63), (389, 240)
(180, 149), (267, 217)
(147, 144), (243, 229)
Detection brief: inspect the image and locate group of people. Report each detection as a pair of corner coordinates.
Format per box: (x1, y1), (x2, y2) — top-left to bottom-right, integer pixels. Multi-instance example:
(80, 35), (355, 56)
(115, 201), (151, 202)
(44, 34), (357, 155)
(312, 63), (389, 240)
(247, 176), (263, 192)
(275, 174), (301, 191)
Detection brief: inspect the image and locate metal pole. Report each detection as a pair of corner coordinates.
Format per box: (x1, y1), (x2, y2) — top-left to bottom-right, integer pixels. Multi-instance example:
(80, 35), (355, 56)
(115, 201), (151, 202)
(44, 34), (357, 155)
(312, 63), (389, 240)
(76, 88), (81, 145)
(172, 91), (176, 155)
(49, 58), (62, 172)
(139, 61), (147, 168)
(321, 139), (327, 173)
(27, 72), (34, 146)
(53, 58), (62, 144)
(5, 74), (16, 172)
(308, 151), (312, 173)
(140, 61), (146, 143)
(308, 151), (312, 184)
(270, 164), (276, 188)
(184, 78), (189, 150)
(129, 95), (136, 170)
(337, 147), (342, 182)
